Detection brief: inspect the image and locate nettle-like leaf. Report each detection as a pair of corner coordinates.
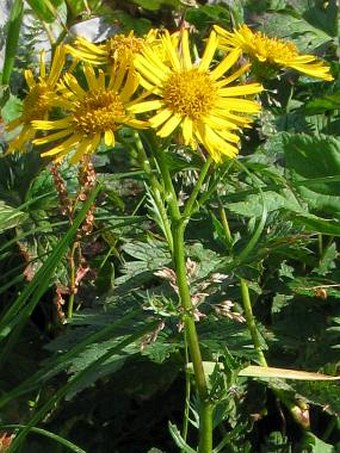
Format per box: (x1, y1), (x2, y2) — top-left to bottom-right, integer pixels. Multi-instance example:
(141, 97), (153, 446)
(141, 331), (180, 364)
(132, 0), (179, 12)
(0, 201), (27, 233)
(227, 189), (305, 218)
(199, 317), (256, 361)
(65, 340), (137, 400)
(122, 240), (170, 271)
(260, 10), (334, 51)
(304, 92), (340, 115)
(41, 303), (159, 400)
(294, 380), (340, 417)
(283, 133), (340, 217)
(300, 432), (336, 452)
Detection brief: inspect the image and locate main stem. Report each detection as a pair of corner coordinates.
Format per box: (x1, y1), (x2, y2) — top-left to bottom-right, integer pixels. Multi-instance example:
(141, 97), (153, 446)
(173, 219), (213, 453)
(155, 149), (213, 452)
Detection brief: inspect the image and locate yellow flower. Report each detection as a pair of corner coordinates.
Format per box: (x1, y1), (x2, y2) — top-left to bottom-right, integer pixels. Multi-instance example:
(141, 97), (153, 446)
(6, 45), (66, 153)
(214, 24), (333, 81)
(31, 64), (146, 163)
(130, 29), (263, 162)
(66, 30), (158, 68)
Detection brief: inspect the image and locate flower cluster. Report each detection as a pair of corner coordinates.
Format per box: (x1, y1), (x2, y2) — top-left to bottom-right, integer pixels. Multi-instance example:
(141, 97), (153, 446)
(214, 24), (334, 81)
(5, 24), (333, 164)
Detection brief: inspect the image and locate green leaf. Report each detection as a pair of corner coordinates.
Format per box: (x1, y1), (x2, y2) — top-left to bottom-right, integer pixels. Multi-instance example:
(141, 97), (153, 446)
(294, 214), (340, 236)
(1, 94), (22, 123)
(26, 0), (64, 23)
(132, 0), (179, 12)
(301, 0), (338, 38)
(186, 4), (231, 30)
(141, 333), (179, 363)
(168, 422), (196, 453)
(0, 186), (100, 353)
(304, 92), (340, 115)
(301, 432), (335, 453)
(228, 190), (303, 218)
(9, 322), (156, 451)
(0, 201), (27, 233)
(0, 424), (86, 453)
(1, 0), (24, 85)
(295, 380), (340, 416)
(283, 133), (340, 216)
(261, 12), (334, 51)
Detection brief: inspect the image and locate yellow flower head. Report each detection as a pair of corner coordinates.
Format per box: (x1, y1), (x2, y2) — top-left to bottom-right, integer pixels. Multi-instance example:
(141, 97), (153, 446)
(6, 45), (66, 153)
(130, 29), (263, 162)
(31, 64), (146, 163)
(66, 30), (157, 68)
(214, 24), (333, 81)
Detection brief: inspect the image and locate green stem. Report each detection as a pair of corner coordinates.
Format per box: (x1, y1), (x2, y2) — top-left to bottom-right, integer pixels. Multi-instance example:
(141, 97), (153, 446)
(183, 156), (213, 218)
(155, 148), (213, 452)
(134, 132), (174, 253)
(240, 278), (267, 367)
(181, 331), (190, 445)
(173, 221), (208, 397)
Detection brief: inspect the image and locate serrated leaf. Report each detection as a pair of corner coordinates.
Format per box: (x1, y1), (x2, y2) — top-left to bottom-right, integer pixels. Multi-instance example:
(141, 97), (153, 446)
(132, 0), (179, 11)
(261, 12), (334, 51)
(168, 422), (196, 453)
(302, 432), (335, 453)
(1, 0), (24, 85)
(0, 201), (27, 233)
(294, 214), (340, 236)
(122, 240), (169, 264)
(304, 92), (340, 115)
(283, 133), (340, 216)
(228, 190), (303, 218)
(1, 94), (22, 123)
(295, 380), (340, 416)
(26, 0), (64, 23)
(141, 337), (178, 364)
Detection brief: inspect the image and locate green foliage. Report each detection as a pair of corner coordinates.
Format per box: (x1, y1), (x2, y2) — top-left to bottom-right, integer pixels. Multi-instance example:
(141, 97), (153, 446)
(1, 0), (24, 85)
(0, 0), (339, 451)
(283, 133), (340, 216)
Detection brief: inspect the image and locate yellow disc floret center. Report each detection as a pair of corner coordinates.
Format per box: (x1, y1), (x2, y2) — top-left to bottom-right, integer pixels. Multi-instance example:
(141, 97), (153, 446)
(249, 32), (298, 64)
(107, 34), (144, 63)
(22, 84), (51, 123)
(163, 69), (217, 120)
(72, 89), (125, 135)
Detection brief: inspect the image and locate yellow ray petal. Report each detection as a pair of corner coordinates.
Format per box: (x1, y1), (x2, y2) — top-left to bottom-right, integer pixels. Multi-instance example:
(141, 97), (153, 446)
(32, 128), (72, 145)
(199, 30), (218, 72)
(129, 99), (164, 114)
(69, 137), (98, 164)
(216, 98), (261, 113)
(210, 48), (241, 81)
(218, 83), (263, 97)
(104, 129), (115, 147)
(157, 113), (182, 137)
(182, 115), (193, 145)
(149, 108), (173, 128)
(161, 32), (180, 71)
(31, 118), (73, 131)
(180, 29), (192, 70)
